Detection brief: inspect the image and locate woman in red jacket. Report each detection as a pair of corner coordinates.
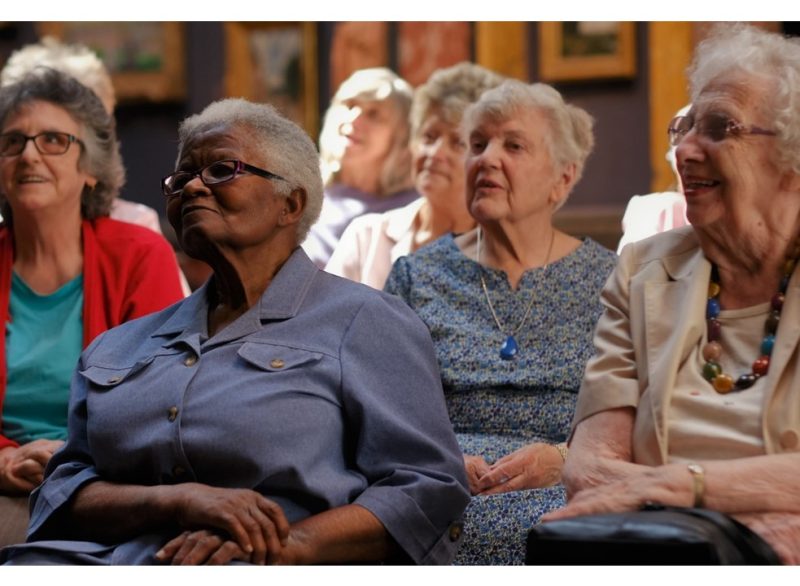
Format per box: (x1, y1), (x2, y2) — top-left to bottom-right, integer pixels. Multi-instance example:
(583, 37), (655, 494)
(0, 68), (184, 544)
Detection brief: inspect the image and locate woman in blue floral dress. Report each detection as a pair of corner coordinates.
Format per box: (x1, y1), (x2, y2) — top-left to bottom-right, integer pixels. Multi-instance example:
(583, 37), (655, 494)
(385, 80), (617, 564)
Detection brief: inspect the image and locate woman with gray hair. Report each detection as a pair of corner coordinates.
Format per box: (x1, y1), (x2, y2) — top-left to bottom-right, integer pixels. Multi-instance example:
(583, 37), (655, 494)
(1, 98), (470, 565)
(546, 24), (800, 564)
(327, 62), (504, 289)
(302, 67), (418, 268)
(384, 79), (616, 564)
(0, 69), (183, 546)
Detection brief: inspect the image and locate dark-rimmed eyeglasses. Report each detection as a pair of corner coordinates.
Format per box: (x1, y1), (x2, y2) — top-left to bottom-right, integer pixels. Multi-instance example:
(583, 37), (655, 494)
(0, 131), (84, 157)
(162, 159), (286, 197)
(667, 113), (776, 147)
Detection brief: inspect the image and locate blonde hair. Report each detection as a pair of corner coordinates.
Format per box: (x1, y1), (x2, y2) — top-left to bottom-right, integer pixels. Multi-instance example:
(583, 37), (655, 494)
(319, 67), (413, 195)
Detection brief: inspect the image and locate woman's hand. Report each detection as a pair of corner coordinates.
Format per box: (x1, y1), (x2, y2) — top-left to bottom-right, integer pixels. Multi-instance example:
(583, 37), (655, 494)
(169, 484), (290, 565)
(156, 529), (252, 565)
(734, 512), (800, 565)
(0, 440), (64, 494)
(463, 455), (492, 495)
(474, 443), (564, 496)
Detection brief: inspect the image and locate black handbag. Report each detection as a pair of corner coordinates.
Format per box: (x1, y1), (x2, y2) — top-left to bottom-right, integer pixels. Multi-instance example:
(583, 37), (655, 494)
(526, 504), (781, 565)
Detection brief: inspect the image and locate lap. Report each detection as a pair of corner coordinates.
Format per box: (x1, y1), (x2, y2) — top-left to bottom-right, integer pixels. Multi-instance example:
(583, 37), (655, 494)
(0, 495), (30, 548)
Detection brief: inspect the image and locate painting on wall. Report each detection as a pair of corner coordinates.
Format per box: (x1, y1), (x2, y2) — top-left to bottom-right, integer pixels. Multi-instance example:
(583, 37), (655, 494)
(224, 22), (318, 137)
(539, 22), (636, 82)
(37, 22), (186, 102)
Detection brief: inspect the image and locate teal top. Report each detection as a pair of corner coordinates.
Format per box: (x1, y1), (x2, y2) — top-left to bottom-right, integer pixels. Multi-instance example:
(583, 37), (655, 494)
(4, 272), (83, 444)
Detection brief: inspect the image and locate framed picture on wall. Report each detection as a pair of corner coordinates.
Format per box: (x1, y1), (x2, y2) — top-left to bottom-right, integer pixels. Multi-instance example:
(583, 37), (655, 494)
(224, 22), (318, 138)
(539, 22), (636, 82)
(36, 22), (186, 103)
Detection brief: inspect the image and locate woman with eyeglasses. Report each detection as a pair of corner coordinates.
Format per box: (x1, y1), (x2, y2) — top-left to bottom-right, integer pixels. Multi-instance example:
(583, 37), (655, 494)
(546, 24), (800, 564)
(0, 98), (469, 565)
(0, 69), (184, 547)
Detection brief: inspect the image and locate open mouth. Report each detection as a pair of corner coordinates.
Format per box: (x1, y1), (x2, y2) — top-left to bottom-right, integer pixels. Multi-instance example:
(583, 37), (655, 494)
(16, 174), (47, 184)
(476, 178), (501, 190)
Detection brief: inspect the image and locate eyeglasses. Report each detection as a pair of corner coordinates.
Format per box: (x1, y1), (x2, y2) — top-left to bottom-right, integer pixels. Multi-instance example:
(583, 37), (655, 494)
(162, 159), (286, 197)
(0, 131), (84, 157)
(667, 113), (776, 147)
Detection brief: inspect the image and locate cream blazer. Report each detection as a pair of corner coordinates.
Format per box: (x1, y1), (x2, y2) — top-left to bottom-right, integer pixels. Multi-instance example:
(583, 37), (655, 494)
(574, 225), (800, 465)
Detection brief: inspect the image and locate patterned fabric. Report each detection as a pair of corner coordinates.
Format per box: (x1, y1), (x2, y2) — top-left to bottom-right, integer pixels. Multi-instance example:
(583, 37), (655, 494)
(385, 234), (617, 564)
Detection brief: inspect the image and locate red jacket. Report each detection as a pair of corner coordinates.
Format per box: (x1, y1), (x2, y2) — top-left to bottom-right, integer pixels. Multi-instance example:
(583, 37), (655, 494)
(0, 217), (185, 449)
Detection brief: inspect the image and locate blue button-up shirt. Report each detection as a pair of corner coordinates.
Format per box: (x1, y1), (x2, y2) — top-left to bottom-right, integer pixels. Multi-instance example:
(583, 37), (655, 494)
(12, 248), (469, 565)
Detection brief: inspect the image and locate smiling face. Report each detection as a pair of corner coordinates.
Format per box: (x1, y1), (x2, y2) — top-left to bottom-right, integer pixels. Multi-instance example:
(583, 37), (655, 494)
(676, 76), (785, 231)
(338, 98), (399, 170)
(412, 110), (467, 209)
(465, 107), (571, 226)
(0, 100), (95, 219)
(166, 123), (291, 259)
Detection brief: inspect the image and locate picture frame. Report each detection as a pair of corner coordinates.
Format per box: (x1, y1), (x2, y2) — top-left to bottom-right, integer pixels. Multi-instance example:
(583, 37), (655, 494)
(224, 22), (318, 138)
(539, 22), (636, 82)
(36, 22), (186, 103)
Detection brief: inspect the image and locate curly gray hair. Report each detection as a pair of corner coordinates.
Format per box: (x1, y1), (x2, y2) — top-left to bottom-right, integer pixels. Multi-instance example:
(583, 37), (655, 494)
(410, 62), (504, 139)
(688, 23), (800, 175)
(0, 67), (125, 222)
(178, 98), (323, 243)
(463, 79), (595, 209)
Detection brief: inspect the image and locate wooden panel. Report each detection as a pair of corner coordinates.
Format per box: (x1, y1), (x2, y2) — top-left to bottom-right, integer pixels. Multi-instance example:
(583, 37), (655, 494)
(398, 22), (471, 87)
(475, 22), (527, 81)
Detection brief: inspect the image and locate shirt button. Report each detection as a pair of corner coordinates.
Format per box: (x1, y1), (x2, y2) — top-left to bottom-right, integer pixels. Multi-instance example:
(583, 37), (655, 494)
(167, 406), (179, 422)
(270, 358), (286, 369)
(184, 354), (198, 367)
(448, 523), (463, 542)
(107, 376), (122, 384)
(780, 430), (799, 450)
(172, 465), (186, 477)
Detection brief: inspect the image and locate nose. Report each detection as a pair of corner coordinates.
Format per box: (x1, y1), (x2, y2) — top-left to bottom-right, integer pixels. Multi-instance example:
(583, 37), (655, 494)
(181, 175), (208, 199)
(474, 139), (502, 169)
(674, 129), (705, 169)
(18, 137), (41, 161)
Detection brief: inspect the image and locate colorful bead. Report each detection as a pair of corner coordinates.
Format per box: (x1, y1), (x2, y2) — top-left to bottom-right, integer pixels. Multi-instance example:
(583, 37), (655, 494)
(780, 275), (791, 293)
(702, 341), (722, 361)
(707, 319), (721, 342)
(753, 355), (770, 376)
(765, 311), (780, 335)
(735, 373), (758, 390)
(708, 282), (720, 298)
(784, 258), (796, 275)
(712, 374), (735, 394)
(706, 298), (721, 319)
(772, 293), (785, 311)
(702, 361), (722, 381)
(761, 334), (775, 356)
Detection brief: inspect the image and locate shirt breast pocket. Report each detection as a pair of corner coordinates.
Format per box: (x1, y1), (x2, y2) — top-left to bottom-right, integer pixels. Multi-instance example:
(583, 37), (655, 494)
(79, 347), (183, 391)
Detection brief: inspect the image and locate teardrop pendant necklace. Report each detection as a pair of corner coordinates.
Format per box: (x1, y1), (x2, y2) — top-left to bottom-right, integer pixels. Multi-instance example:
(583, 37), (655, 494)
(477, 227), (555, 360)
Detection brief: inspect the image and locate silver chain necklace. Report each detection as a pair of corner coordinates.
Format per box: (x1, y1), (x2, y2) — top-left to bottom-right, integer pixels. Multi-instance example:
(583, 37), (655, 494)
(477, 227), (555, 360)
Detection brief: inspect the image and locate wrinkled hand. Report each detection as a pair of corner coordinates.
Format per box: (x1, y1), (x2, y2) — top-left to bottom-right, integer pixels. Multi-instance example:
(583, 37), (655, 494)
(156, 529), (252, 565)
(474, 443), (564, 496)
(0, 440), (64, 494)
(170, 484), (290, 565)
(734, 511), (800, 565)
(463, 455), (492, 495)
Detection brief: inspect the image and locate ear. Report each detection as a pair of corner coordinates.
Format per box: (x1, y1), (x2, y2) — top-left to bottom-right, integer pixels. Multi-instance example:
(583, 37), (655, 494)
(549, 162), (577, 208)
(278, 188), (307, 227)
(780, 170), (800, 194)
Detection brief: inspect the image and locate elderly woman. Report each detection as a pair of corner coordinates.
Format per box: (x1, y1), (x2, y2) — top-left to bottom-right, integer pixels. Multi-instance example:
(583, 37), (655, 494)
(384, 79), (617, 564)
(0, 69), (184, 546)
(326, 62), (503, 289)
(545, 25), (800, 565)
(0, 98), (470, 565)
(303, 67), (418, 268)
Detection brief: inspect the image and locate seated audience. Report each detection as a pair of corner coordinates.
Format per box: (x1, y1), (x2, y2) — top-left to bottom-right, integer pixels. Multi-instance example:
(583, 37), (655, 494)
(616, 105), (691, 253)
(327, 62), (503, 289)
(385, 79), (617, 564)
(1, 98), (470, 565)
(0, 69), (184, 546)
(303, 67), (418, 268)
(547, 24), (800, 565)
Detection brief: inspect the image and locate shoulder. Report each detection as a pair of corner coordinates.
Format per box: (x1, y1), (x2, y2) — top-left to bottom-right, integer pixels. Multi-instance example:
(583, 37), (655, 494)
(89, 217), (174, 257)
(623, 225), (700, 268)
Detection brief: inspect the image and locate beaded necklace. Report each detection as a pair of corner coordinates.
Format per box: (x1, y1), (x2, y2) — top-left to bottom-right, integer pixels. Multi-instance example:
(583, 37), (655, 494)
(477, 227), (554, 360)
(702, 252), (797, 394)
